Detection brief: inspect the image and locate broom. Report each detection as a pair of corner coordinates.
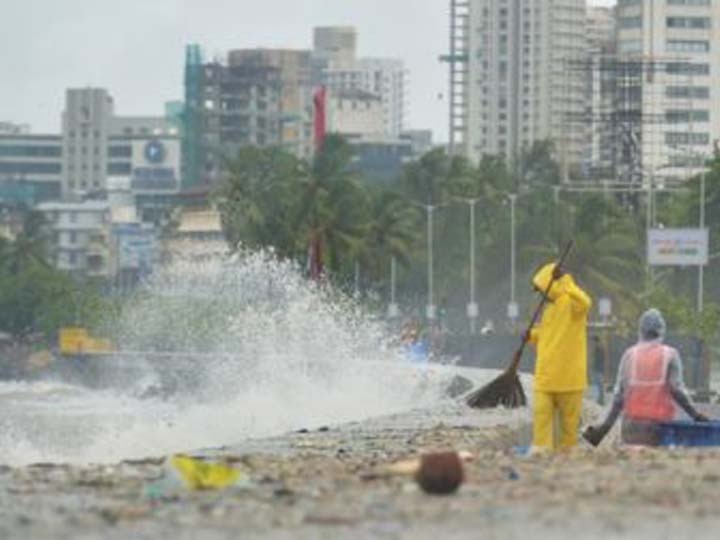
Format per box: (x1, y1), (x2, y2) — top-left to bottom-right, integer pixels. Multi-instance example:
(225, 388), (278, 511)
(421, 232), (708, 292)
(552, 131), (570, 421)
(466, 240), (574, 409)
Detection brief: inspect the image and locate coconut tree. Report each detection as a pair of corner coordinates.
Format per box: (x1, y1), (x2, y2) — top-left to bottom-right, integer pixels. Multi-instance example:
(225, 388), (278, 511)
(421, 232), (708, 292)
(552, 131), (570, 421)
(217, 146), (306, 258)
(4, 209), (50, 274)
(290, 133), (370, 278)
(353, 188), (421, 284)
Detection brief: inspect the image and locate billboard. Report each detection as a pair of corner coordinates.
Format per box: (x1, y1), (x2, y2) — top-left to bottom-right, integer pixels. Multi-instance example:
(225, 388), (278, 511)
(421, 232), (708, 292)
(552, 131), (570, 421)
(647, 228), (709, 267)
(130, 138), (180, 192)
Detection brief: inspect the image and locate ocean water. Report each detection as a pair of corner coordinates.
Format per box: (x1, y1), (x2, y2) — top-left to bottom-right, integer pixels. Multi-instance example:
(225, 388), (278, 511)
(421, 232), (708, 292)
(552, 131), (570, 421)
(0, 248), (474, 467)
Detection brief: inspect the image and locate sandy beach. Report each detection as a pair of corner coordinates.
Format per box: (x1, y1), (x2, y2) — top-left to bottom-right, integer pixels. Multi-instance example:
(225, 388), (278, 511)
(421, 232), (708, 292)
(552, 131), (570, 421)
(3, 398), (720, 540)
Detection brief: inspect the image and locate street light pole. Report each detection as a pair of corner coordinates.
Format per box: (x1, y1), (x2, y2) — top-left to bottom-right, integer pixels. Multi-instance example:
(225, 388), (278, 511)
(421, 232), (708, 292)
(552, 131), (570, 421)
(467, 199), (478, 334)
(387, 256), (399, 319)
(509, 193), (517, 314)
(646, 170), (654, 285)
(391, 256), (397, 305)
(698, 169), (706, 312)
(426, 205), (436, 320)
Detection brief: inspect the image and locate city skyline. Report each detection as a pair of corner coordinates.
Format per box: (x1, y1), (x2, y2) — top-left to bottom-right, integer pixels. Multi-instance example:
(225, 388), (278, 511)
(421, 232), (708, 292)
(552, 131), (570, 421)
(3, 0), (614, 142)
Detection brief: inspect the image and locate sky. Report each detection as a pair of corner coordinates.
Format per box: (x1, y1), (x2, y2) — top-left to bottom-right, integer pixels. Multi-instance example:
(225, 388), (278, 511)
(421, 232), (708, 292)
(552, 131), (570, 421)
(1, 0), (615, 142)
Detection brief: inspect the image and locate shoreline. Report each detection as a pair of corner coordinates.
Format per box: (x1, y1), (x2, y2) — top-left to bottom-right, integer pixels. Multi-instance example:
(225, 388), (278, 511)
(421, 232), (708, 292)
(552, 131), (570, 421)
(3, 399), (720, 539)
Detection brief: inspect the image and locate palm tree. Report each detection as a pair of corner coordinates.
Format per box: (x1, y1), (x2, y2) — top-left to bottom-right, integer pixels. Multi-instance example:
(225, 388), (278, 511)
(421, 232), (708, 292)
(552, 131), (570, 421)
(5, 209), (50, 275)
(217, 146), (307, 258)
(294, 134), (367, 277)
(354, 189), (421, 284)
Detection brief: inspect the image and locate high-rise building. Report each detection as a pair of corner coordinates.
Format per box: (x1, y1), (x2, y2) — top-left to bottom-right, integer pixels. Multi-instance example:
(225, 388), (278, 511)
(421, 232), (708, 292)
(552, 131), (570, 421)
(61, 88), (115, 194)
(585, 6), (617, 177)
(60, 88), (180, 200)
(616, 0), (720, 179)
(192, 52), (284, 185)
(451, 0), (587, 171)
(315, 28), (407, 137)
(355, 58), (406, 137)
(228, 49), (314, 158)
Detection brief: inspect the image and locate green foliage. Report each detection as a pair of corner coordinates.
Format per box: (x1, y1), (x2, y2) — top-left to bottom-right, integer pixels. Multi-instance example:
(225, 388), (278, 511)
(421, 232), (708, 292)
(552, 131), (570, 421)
(648, 288), (720, 343)
(0, 210), (108, 341)
(216, 135), (719, 340)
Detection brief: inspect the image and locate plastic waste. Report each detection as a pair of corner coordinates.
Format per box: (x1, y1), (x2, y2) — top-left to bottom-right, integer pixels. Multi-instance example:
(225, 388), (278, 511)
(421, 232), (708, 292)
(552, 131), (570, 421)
(144, 455), (251, 499)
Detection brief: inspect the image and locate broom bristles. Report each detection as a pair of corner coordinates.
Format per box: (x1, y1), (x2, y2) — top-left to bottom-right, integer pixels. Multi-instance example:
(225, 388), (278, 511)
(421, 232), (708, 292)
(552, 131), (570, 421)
(465, 369), (526, 409)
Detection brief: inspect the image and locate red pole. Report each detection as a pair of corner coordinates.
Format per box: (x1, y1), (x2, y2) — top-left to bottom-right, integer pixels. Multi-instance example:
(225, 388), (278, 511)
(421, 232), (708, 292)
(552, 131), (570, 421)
(313, 86), (327, 152)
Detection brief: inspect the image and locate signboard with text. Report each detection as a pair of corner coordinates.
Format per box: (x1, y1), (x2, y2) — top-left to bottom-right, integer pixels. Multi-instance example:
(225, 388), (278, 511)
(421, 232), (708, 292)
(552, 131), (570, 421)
(647, 228), (709, 267)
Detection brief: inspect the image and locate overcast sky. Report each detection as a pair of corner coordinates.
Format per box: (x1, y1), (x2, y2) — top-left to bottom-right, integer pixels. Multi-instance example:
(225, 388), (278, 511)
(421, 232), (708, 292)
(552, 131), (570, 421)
(1, 0), (614, 141)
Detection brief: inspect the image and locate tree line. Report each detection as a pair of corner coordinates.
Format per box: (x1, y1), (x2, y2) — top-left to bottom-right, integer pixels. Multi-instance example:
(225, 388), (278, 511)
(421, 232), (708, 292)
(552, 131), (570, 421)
(215, 134), (720, 341)
(2, 134), (718, 345)
(0, 207), (108, 343)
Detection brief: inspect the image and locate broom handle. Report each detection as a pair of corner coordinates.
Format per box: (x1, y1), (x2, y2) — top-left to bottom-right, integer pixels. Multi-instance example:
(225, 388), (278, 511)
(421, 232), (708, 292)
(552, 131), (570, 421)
(510, 240), (574, 372)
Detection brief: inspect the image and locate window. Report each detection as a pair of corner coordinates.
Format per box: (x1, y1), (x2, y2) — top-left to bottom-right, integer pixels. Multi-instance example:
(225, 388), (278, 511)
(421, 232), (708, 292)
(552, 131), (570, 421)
(666, 86), (710, 99)
(0, 145), (61, 157)
(666, 62), (710, 76)
(619, 40), (643, 54)
(107, 162), (131, 175)
(619, 17), (642, 29)
(108, 145), (131, 157)
(665, 110), (710, 123)
(69, 212), (77, 223)
(69, 231), (77, 244)
(667, 17), (711, 29)
(666, 40), (710, 53)
(0, 162), (62, 174)
(499, 61), (508, 80)
(665, 132), (709, 146)
(668, 0), (710, 5)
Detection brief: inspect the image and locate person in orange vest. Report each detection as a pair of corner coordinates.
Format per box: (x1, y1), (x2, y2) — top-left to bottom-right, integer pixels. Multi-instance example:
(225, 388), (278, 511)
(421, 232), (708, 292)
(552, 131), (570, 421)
(584, 308), (710, 446)
(528, 262), (592, 451)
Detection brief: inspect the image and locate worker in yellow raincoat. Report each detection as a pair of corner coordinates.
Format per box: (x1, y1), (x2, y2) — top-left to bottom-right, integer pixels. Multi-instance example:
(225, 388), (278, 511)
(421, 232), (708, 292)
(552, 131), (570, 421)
(528, 262), (592, 451)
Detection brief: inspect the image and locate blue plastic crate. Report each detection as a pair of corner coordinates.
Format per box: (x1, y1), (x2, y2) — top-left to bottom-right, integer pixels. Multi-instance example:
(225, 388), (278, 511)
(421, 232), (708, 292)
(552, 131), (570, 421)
(657, 420), (720, 447)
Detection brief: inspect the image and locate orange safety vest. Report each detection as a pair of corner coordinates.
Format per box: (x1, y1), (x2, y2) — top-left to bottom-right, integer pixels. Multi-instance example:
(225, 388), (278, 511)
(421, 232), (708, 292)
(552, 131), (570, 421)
(624, 343), (676, 422)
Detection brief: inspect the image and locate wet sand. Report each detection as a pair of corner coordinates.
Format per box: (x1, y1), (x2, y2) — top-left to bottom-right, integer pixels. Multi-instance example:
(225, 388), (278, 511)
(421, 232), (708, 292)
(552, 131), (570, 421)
(2, 401), (720, 539)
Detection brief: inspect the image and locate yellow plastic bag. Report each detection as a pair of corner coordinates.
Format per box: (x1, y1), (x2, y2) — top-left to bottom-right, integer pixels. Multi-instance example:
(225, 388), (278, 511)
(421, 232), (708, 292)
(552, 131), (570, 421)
(170, 455), (241, 490)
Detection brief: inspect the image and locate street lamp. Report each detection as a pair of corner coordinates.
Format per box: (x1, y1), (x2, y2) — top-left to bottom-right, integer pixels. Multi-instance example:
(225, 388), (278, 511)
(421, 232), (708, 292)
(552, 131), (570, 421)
(451, 196), (481, 333)
(467, 198), (479, 334)
(425, 204), (436, 320)
(508, 193), (518, 323)
(387, 256), (399, 319)
(699, 168), (706, 312)
(667, 144), (710, 312)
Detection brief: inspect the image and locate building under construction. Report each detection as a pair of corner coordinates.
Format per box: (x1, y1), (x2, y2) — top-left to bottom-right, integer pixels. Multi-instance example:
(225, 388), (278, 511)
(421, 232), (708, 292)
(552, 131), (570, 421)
(443, 0), (720, 184)
(182, 45), (313, 187)
(565, 55), (701, 185)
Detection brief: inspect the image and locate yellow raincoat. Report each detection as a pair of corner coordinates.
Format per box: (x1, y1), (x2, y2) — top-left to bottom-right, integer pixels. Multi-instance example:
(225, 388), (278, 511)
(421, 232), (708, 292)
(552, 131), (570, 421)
(529, 263), (592, 449)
